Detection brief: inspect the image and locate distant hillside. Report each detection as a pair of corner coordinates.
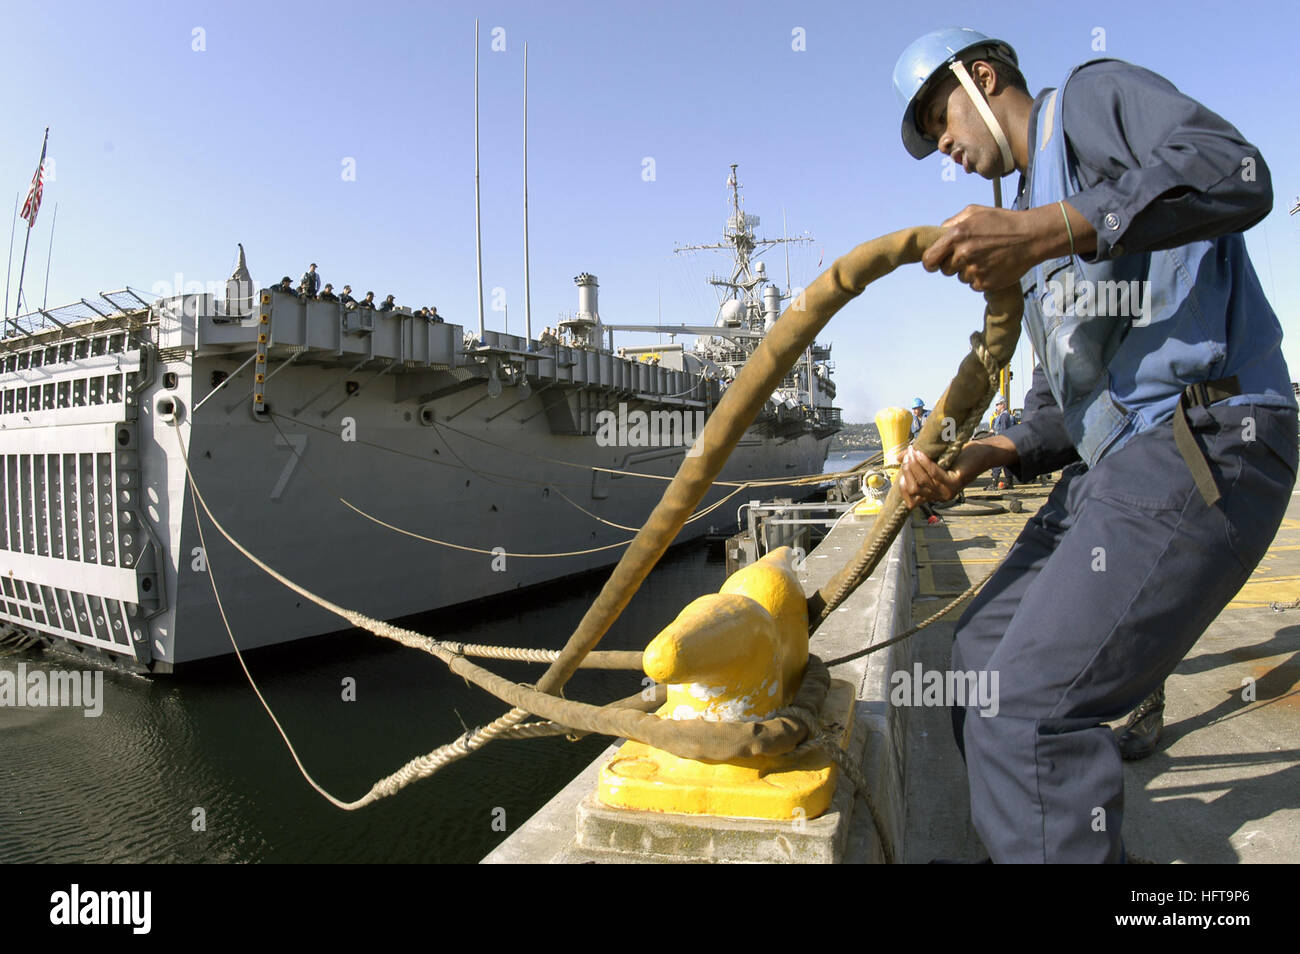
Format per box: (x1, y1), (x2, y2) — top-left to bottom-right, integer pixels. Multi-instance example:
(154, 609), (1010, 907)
(829, 422), (882, 452)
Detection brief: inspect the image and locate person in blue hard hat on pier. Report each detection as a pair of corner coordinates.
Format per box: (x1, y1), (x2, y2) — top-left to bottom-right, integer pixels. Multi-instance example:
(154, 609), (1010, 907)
(892, 27), (1297, 862)
(909, 397), (928, 439)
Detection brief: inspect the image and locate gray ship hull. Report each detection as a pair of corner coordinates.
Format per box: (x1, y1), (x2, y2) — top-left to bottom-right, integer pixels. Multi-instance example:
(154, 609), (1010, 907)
(170, 355), (830, 665)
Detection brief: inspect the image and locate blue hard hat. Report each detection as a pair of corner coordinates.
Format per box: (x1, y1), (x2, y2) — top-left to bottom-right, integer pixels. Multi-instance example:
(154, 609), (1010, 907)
(911, 398), (926, 409)
(893, 27), (1019, 160)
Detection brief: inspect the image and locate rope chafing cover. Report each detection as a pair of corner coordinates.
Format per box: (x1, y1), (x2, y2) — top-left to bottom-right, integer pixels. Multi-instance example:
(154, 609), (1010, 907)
(535, 228), (940, 694)
(518, 227), (1023, 760)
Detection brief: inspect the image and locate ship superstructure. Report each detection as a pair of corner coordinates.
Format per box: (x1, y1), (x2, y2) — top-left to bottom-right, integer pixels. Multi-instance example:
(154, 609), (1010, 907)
(677, 165), (838, 440)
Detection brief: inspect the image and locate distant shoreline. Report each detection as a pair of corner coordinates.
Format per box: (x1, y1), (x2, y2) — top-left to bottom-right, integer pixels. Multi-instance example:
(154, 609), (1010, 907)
(828, 422), (882, 453)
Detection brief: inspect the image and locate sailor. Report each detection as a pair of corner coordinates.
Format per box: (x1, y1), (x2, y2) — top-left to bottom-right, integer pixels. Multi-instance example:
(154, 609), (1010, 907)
(339, 285), (357, 308)
(317, 283), (338, 303)
(988, 396), (1014, 489)
(892, 27), (1297, 862)
(301, 263), (321, 298)
(908, 397), (928, 439)
(377, 294), (396, 312)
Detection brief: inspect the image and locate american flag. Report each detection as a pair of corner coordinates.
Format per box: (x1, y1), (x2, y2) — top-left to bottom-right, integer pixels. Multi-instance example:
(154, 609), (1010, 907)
(19, 130), (48, 228)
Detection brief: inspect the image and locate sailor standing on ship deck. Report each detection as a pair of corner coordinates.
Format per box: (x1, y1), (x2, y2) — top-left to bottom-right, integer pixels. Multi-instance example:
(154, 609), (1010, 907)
(301, 263), (321, 299)
(892, 27), (1297, 862)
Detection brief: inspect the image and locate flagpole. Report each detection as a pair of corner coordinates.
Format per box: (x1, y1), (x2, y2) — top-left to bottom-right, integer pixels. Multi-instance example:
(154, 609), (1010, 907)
(14, 207), (34, 317)
(474, 20), (484, 340)
(14, 127), (50, 320)
(523, 40), (532, 344)
(42, 202), (58, 309)
(4, 193), (17, 321)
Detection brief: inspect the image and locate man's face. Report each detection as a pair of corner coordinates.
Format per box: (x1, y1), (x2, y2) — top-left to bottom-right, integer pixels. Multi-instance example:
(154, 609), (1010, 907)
(917, 64), (1000, 179)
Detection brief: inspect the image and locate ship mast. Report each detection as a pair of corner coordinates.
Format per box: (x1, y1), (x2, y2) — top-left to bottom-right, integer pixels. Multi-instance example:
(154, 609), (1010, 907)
(673, 164), (811, 324)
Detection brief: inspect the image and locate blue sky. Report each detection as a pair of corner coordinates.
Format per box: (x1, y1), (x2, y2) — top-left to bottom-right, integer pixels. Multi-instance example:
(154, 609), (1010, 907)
(2, 0), (1296, 421)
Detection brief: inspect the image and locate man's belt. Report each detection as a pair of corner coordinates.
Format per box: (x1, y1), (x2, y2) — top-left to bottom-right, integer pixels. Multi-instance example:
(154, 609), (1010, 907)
(1172, 375), (1240, 507)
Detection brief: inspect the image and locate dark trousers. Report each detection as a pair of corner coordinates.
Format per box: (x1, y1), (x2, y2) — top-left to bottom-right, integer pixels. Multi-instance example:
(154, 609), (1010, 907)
(950, 403), (1296, 862)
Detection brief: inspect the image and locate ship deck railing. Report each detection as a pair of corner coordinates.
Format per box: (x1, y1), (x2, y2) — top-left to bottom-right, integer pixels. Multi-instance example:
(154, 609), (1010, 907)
(1, 289), (155, 350)
(150, 290), (716, 407)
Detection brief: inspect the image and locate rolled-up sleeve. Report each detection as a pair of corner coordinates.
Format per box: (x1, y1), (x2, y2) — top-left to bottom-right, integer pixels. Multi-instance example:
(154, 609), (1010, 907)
(1003, 364), (1080, 481)
(1061, 61), (1273, 262)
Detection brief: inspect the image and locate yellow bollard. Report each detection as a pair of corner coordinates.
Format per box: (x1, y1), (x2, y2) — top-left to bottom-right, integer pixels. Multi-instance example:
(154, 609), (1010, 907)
(854, 469), (891, 516)
(644, 592), (783, 722)
(876, 406), (914, 472)
(854, 407), (911, 516)
(596, 548), (851, 820)
(718, 546), (808, 706)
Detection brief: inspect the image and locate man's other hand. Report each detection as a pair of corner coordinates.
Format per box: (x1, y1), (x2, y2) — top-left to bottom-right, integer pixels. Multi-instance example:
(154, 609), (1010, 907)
(899, 438), (1019, 507)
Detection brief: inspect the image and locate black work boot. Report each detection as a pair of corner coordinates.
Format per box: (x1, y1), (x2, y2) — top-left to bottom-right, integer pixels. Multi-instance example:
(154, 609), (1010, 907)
(1117, 684), (1166, 760)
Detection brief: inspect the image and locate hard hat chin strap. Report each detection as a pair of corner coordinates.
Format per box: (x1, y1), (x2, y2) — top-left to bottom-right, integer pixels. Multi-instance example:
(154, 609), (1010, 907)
(949, 60), (1014, 181)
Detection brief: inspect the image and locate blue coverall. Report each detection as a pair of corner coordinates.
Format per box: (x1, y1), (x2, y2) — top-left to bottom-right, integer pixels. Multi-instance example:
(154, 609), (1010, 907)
(989, 408), (1014, 487)
(949, 60), (1298, 862)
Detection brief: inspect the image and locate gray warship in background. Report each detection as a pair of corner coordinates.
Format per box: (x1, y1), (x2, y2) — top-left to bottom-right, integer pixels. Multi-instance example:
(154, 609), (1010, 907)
(0, 168), (839, 671)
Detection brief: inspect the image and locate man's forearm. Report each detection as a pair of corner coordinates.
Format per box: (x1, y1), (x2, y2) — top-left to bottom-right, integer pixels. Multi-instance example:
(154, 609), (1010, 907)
(899, 434), (1020, 506)
(955, 435), (1019, 482)
(1023, 201), (1097, 261)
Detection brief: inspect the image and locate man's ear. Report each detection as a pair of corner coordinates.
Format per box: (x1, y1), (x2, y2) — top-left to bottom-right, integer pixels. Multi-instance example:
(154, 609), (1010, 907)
(971, 59), (999, 94)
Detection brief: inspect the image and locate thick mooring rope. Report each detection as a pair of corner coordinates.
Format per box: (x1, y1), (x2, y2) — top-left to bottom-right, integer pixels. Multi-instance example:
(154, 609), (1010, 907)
(530, 229), (1020, 714)
(176, 225), (1022, 843)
